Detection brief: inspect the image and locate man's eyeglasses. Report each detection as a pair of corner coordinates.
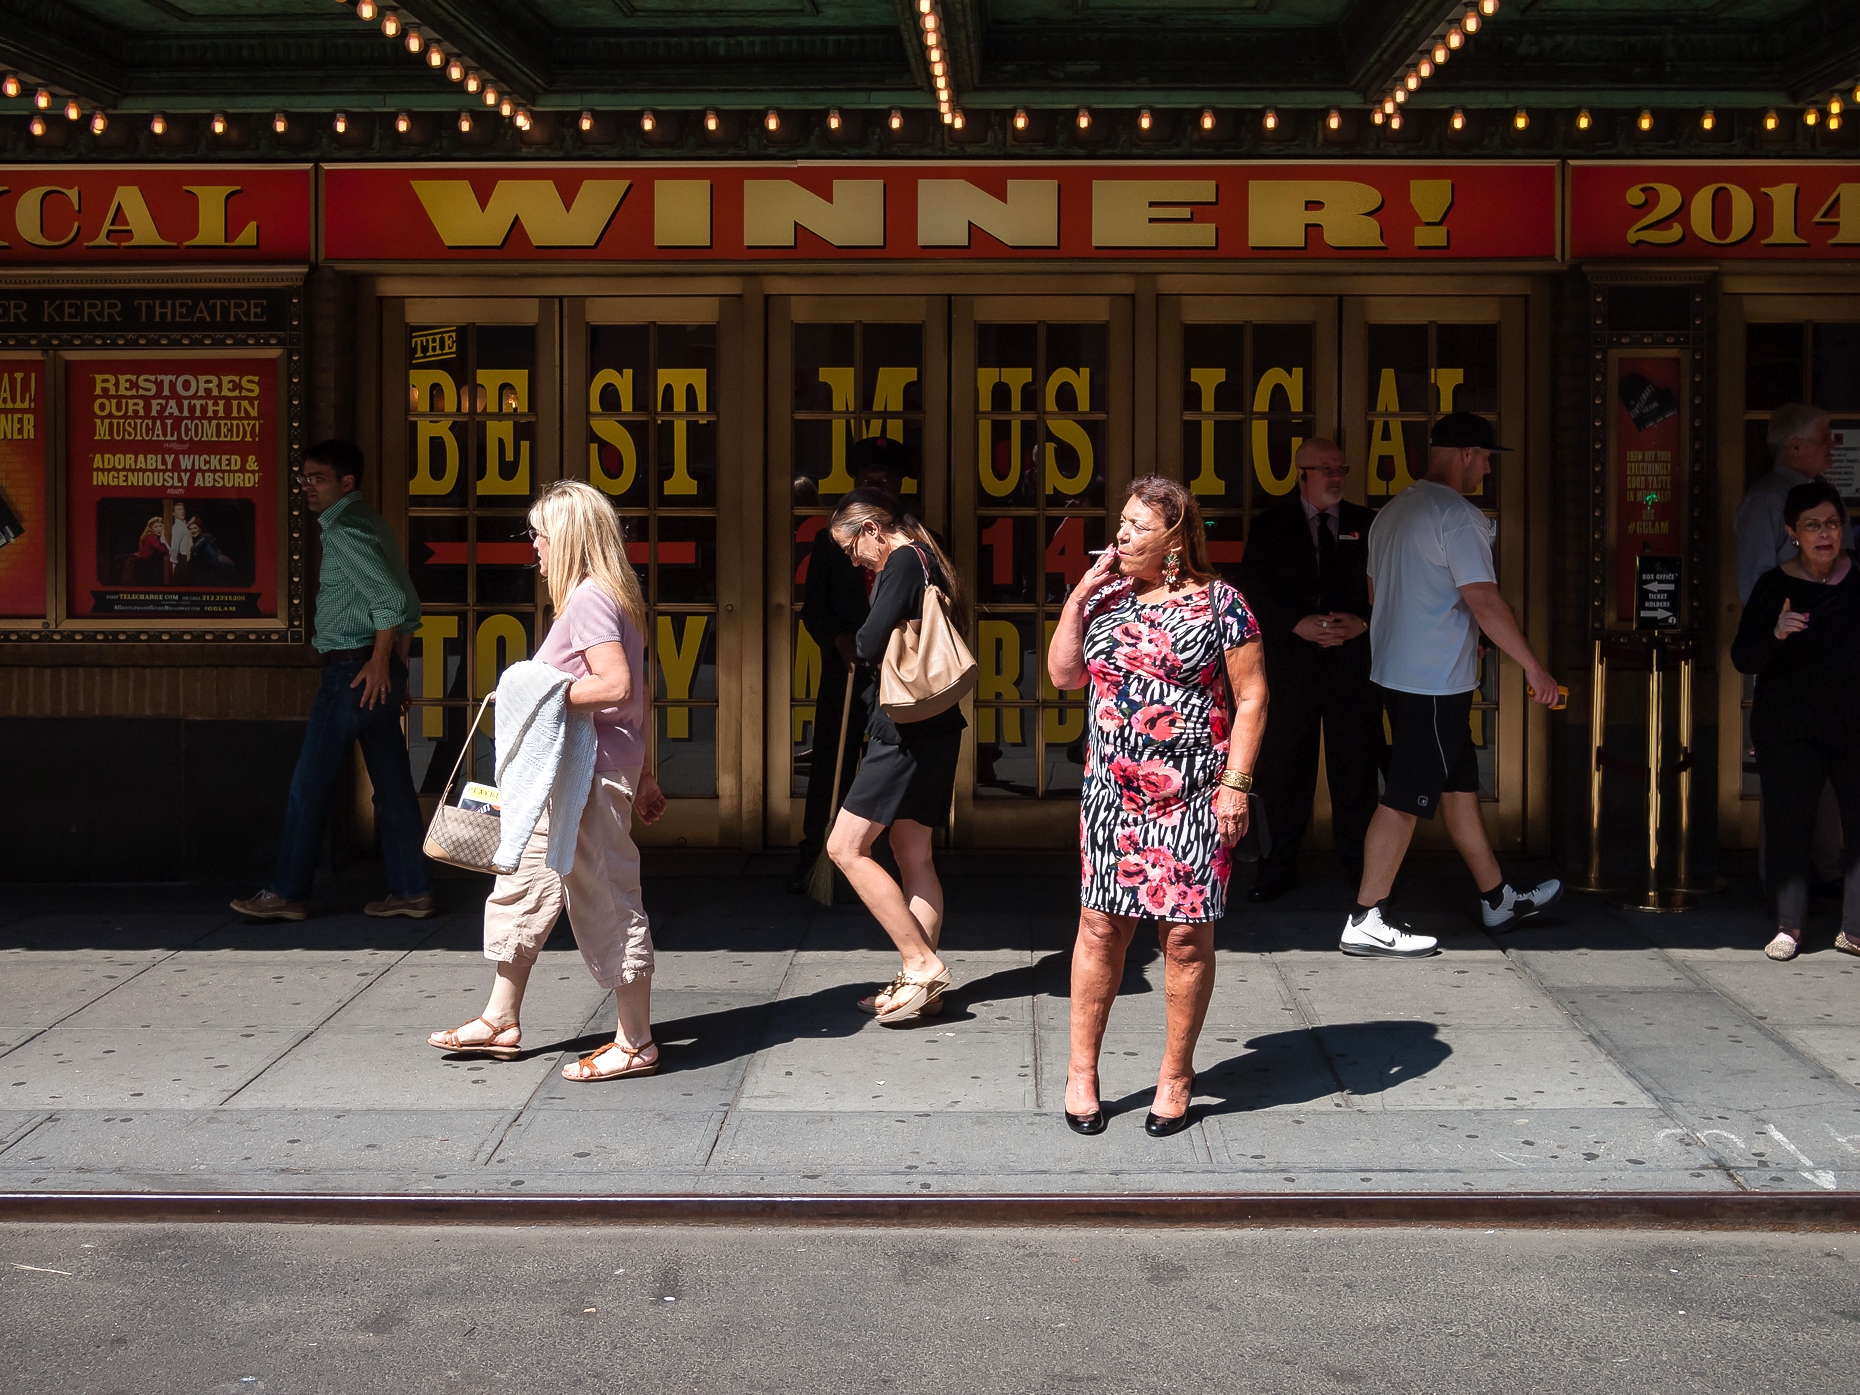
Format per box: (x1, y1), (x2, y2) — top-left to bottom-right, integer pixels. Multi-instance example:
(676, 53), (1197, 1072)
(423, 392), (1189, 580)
(1298, 465), (1349, 479)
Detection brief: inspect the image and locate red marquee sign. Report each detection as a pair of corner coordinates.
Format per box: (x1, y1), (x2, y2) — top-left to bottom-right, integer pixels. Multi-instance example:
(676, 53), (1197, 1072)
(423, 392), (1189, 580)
(0, 166), (313, 265)
(321, 161), (1559, 262)
(1569, 161), (1860, 260)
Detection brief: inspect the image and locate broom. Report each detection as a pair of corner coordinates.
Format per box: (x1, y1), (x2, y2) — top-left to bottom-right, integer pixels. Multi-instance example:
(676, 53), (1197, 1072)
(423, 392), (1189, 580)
(807, 675), (858, 906)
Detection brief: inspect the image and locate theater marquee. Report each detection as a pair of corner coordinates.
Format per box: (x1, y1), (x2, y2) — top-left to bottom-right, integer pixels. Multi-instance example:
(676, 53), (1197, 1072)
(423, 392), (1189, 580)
(321, 162), (1560, 262)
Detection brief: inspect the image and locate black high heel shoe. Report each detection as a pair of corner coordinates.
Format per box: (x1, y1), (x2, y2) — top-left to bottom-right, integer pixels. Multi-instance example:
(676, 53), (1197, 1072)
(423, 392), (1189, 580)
(1064, 1074), (1107, 1135)
(1145, 1077), (1195, 1137)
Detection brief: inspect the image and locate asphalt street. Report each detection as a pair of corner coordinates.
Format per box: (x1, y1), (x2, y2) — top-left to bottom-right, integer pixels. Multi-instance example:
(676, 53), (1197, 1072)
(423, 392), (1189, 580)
(3, 1222), (1857, 1394)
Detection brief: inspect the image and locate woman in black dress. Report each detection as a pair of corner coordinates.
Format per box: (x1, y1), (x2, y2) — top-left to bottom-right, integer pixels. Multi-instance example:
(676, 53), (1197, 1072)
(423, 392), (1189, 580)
(1732, 477), (1860, 962)
(826, 489), (968, 1024)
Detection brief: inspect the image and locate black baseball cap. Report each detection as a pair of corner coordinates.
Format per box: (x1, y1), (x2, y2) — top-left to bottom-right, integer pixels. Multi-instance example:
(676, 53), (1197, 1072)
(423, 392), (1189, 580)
(1428, 411), (1509, 452)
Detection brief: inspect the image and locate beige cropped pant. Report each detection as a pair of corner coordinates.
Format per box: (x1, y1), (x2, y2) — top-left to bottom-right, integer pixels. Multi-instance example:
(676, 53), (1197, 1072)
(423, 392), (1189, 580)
(481, 767), (653, 988)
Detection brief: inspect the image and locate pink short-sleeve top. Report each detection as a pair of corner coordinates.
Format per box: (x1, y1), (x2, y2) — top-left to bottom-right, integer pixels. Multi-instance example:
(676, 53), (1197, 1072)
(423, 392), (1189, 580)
(535, 581), (648, 774)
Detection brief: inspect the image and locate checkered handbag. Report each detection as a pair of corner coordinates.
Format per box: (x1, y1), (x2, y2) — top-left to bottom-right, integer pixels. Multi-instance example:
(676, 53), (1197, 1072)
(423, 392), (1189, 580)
(422, 693), (501, 874)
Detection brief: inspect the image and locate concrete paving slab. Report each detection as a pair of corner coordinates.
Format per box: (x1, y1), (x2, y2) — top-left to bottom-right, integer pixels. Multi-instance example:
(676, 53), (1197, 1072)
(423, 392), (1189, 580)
(0, 952), (178, 1031)
(1036, 1026), (1347, 1115)
(1505, 945), (1694, 990)
(1777, 1026), (1860, 1087)
(1677, 957), (1860, 1027)
(324, 949), (610, 1034)
(0, 1028), (304, 1109)
(1029, 968), (1302, 1038)
(0, 913), (225, 953)
(647, 949), (795, 995)
(1272, 949), (1559, 1028)
(53, 954), (389, 1030)
(224, 1027), (566, 1111)
(1318, 1022), (1655, 1111)
(0, 1109), (510, 1190)
(189, 914), (441, 955)
(738, 1017), (1037, 1112)
(485, 1107), (727, 1174)
(519, 990), (768, 1112)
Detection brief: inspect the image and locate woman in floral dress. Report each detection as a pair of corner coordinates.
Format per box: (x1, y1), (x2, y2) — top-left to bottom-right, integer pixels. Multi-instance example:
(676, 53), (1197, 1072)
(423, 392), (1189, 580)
(1046, 477), (1268, 1137)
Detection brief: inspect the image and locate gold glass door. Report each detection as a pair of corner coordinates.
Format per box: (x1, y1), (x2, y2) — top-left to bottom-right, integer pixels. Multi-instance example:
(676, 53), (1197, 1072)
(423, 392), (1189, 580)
(952, 296), (1132, 847)
(1343, 295), (1531, 850)
(765, 296), (948, 849)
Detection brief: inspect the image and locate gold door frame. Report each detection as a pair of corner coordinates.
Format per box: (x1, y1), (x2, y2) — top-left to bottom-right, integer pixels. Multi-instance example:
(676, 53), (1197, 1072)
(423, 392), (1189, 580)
(764, 294), (949, 850)
(1714, 289), (1860, 851)
(951, 294), (1133, 847)
(1341, 293), (1535, 852)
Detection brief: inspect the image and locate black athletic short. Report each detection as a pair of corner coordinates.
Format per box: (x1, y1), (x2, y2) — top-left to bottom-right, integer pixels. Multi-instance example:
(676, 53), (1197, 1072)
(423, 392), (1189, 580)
(1378, 686), (1480, 819)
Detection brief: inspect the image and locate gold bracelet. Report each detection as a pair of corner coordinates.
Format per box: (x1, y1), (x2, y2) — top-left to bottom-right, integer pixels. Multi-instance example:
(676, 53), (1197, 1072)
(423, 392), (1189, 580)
(1218, 769), (1253, 793)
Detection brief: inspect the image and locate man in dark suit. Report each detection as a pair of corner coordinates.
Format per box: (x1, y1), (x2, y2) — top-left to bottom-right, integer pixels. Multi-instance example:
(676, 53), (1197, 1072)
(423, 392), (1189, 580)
(788, 434), (914, 891)
(1238, 437), (1382, 901)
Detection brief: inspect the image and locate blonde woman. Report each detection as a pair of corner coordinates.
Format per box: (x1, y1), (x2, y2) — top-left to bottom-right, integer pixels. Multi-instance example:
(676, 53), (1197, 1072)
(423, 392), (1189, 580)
(428, 479), (668, 1081)
(826, 488), (967, 1025)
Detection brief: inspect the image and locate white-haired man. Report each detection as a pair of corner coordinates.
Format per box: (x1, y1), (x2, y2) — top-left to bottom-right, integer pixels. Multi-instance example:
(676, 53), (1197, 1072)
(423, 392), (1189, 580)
(1736, 403), (1834, 604)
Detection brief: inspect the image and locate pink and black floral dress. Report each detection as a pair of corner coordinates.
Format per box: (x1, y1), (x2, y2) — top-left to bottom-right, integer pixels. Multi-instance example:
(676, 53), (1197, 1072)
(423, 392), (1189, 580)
(1079, 576), (1260, 922)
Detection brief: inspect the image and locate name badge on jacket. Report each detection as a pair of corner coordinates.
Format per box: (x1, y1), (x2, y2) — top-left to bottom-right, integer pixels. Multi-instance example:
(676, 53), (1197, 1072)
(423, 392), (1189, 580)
(1339, 531), (1362, 543)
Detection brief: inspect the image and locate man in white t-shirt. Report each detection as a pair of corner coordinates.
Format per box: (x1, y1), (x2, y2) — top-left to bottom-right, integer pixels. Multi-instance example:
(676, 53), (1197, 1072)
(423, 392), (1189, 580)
(1341, 412), (1564, 958)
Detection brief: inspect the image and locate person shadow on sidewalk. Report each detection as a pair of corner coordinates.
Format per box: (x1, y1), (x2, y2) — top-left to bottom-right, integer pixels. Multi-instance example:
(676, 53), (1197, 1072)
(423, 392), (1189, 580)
(1187, 1020), (1453, 1119)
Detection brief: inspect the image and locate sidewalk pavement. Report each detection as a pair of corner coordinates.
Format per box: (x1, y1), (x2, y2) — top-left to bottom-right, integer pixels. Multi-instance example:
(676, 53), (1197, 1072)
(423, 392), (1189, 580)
(2, 854), (1858, 1198)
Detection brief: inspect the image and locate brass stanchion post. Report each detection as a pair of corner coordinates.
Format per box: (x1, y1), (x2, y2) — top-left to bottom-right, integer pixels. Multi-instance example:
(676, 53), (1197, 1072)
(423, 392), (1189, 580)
(1570, 638), (1614, 893)
(1613, 638), (1696, 912)
(1672, 652), (1725, 896)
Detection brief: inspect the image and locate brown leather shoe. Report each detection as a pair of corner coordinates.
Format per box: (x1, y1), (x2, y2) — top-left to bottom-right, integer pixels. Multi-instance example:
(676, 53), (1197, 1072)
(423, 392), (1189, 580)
(230, 889), (308, 922)
(365, 892), (436, 919)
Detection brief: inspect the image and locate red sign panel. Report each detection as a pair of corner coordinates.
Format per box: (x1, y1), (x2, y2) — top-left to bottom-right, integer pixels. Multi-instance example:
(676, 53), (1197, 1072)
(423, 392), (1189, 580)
(0, 167), (312, 265)
(1614, 355), (1684, 623)
(66, 354), (281, 620)
(322, 161), (1558, 262)
(0, 356), (47, 617)
(1570, 162), (1860, 260)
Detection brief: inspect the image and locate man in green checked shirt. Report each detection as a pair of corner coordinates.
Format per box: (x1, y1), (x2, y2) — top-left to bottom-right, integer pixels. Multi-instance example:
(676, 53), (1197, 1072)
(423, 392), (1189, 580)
(233, 440), (433, 922)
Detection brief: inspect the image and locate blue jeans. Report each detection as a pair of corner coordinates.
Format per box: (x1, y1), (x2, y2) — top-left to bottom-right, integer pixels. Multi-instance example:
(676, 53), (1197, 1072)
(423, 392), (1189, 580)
(271, 656), (432, 902)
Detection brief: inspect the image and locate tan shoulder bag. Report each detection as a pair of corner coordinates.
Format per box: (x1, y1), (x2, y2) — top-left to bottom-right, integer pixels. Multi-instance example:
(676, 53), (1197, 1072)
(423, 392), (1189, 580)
(878, 546), (978, 723)
(422, 693), (501, 873)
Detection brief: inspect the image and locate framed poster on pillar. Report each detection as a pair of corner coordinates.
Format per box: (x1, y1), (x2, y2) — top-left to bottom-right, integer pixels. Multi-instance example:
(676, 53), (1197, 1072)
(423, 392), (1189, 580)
(0, 353), (51, 627)
(1600, 346), (1700, 634)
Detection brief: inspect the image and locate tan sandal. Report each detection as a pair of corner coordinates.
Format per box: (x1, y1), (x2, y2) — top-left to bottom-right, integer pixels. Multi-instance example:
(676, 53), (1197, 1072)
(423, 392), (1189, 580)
(857, 972), (945, 1017)
(875, 968), (952, 1026)
(1765, 929), (1802, 962)
(427, 1016), (521, 1060)
(1837, 932), (1860, 958)
(562, 1040), (659, 1082)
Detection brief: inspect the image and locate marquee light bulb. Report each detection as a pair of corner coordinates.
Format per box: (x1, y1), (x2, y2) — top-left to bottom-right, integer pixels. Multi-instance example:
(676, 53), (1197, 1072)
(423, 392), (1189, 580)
(918, 0), (933, 12)
(1512, 107), (1528, 130)
(1433, 42), (1448, 63)
(581, 109), (595, 131)
(1137, 108), (1152, 131)
(482, 86), (498, 106)
(704, 107), (719, 131)
(90, 110), (107, 134)
(1451, 108), (1466, 130)
(459, 111), (473, 132)
(1576, 108), (1592, 130)
(211, 111), (227, 134)
(465, 71), (481, 93)
(1764, 108), (1778, 131)
(395, 110), (411, 132)
(1637, 108), (1652, 131)
(1418, 59), (1434, 78)
(952, 108), (965, 130)
(1371, 108), (1385, 126)
(1, 75), (18, 99)
(333, 111), (348, 133)
(514, 108), (532, 131)
(1382, 97), (1396, 114)
(405, 28), (423, 54)
(1830, 97), (1844, 115)
(34, 87), (49, 108)
(1805, 106), (1821, 126)
(150, 112), (167, 134)
(427, 45), (445, 67)
(447, 58), (464, 82)
(641, 110), (656, 132)
(1832, 113), (1844, 131)
(273, 111), (288, 133)
(1405, 72), (1420, 91)
(927, 45), (943, 64)
(889, 107), (903, 131)
(1393, 88), (1406, 103)
(826, 107), (841, 131)
(1700, 109), (1715, 131)
(1389, 112), (1403, 131)
(1013, 107), (1028, 130)
(1077, 107), (1091, 129)
(1262, 107), (1277, 130)
(356, 0), (377, 17)
(500, 97), (514, 117)
(29, 115), (45, 135)
(1327, 107), (1341, 131)
(764, 108), (779, 131)
(921, 11), (937, 35)
(1198, 107), (1215, 131)
(64, 99), (80, 120)
(381, 10), (399, 38)
(1446, 26), (1463, 48)
(1463, 10), (1480, 34)
(931, 60), (946, 78)
(1480, 0), (1498, 13)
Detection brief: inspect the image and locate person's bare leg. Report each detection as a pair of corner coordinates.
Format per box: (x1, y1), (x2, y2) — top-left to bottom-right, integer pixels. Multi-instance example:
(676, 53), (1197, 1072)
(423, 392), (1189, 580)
(1154, 920), (1216, 1120)
(828, 810), (944, 977)
(1356, 805), (1418, 905)
(1066, 910), (1136, 1115)
(1440, 790), (1502, 892)
(428, 960), (532, 1049)
(612, 977), (654, 1054)
(890, 819), (943, 951)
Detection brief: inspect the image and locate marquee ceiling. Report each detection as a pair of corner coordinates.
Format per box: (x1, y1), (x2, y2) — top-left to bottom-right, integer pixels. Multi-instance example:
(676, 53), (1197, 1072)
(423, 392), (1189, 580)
(2, 1), (1858, 156)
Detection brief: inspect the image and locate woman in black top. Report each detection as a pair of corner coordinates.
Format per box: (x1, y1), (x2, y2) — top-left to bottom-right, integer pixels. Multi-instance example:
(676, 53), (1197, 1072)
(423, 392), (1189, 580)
(826, 490), (969, 1023)
(1732, 477), (1860, 962)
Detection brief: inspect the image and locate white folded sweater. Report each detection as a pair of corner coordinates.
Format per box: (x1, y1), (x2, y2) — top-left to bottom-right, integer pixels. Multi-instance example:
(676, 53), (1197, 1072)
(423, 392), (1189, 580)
(492, 659), (597, 875)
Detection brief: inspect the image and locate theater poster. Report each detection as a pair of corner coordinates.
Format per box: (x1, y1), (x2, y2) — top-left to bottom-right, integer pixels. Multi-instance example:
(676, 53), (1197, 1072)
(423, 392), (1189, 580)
(0, 355), (48, 618)
(1611, 352), (1685, 626)
(65, 352), (281, 620)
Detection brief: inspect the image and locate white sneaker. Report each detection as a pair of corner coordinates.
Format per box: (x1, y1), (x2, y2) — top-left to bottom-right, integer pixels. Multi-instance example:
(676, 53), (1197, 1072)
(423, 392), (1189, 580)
(1480, 877), (1564, 931)
(1339, 906), (1439, 958)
